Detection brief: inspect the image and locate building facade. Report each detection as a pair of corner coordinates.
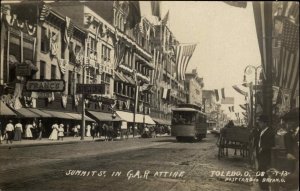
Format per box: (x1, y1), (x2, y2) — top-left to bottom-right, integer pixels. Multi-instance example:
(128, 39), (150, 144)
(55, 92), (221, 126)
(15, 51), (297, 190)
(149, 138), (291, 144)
(185, 69), (204, 107)
(1, 1), (190, 134)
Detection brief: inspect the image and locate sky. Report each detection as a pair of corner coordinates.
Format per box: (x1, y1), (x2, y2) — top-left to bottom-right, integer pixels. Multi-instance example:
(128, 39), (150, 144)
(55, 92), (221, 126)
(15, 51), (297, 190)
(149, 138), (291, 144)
(140, 1), (262, 119)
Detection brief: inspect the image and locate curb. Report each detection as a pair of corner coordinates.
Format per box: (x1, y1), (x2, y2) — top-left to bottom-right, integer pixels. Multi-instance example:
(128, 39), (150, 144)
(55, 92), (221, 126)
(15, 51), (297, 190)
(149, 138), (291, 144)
(0, 139), (97, 149)
(0, 135), (170, 149)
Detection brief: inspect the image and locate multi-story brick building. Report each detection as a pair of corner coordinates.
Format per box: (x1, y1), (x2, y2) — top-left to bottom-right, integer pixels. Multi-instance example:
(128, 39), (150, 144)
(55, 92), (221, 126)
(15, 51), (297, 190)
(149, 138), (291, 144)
(0, 1), (190, 135)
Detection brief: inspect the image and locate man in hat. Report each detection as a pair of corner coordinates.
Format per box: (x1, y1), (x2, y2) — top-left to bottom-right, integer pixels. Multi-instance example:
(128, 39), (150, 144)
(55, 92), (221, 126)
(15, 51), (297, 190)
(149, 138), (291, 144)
(281, 109), (299, 189)
(257, 114), (275, 190)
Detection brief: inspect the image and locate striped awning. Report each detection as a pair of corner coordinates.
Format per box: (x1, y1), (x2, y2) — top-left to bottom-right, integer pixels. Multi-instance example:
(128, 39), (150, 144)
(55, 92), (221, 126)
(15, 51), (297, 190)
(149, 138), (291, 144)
(27, 108), (52, 117)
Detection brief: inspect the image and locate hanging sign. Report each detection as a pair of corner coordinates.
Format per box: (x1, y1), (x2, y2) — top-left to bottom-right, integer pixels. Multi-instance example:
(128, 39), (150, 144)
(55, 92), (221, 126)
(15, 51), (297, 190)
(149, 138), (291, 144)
(25, 79), (65, 92)
(16, 64), (31, 76)
(76, 84), (106, 94)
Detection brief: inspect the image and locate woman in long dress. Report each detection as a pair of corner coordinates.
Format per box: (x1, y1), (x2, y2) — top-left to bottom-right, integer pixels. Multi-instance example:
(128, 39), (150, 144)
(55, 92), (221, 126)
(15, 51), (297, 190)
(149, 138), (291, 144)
(14, 121), (23, 141)
(24, 122), (33, 139)
(86, 124), (91, 137)
(49, 123), (58, 140)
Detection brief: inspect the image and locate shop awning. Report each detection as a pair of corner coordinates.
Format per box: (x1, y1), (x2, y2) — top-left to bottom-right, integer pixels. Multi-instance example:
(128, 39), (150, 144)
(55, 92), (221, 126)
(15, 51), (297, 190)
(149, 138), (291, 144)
(15, 108), (40, 118)
(144, 115), (156, 125)
(42, 110), (75, 120)
(87, 110), (122, 122)
(152, 117), (171, 126)
(116, 111), (155, 124)
(66, 112), (95, 122)
(27, 108), (52, 118)
(0, 102), (16, 116)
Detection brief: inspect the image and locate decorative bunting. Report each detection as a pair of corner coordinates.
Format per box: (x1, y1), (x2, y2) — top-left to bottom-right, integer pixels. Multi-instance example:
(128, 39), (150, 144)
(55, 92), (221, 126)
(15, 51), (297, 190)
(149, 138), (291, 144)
(62, 94), (67, 108)
(64, 16), (74, 46)
(39, 4), (51, 22)
(50, 32), (59, 56)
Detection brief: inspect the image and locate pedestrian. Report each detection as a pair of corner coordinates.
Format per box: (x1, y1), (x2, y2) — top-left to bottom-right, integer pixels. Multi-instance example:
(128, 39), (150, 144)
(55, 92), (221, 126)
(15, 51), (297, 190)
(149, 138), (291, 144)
(86, 123), (91, 137)
(5, 120), (14, 144)
(37, 119), (44, 140)
(32, 119), (38, 139)
(49, 122), (59, 140)
(91, 123), (96, 140)
(0, 121), (3, 144)
(66, 124), (70, 137)
(102, 123), (108, 141)
(14, 120), (23, 141)
(24, 121), (33, 139)
(73, 124), (79, 138)
(58, 124), (64, 141)
(257, 115), (275, 190)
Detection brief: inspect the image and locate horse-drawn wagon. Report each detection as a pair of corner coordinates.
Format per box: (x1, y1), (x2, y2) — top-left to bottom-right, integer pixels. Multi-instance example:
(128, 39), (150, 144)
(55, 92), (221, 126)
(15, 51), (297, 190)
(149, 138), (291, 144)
(217, 126), (251, 159)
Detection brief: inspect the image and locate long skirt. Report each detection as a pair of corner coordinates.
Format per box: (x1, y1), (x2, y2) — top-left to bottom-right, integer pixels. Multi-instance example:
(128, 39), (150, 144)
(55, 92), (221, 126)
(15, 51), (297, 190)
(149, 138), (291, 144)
(49, 129), (58, 140)
(14, 130), (22, 141)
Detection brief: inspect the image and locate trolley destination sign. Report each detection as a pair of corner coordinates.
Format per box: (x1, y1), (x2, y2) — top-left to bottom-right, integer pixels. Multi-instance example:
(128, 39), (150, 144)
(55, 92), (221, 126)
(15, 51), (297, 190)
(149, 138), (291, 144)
(25, 79), (65, 92)
(76, 84), (106, 94)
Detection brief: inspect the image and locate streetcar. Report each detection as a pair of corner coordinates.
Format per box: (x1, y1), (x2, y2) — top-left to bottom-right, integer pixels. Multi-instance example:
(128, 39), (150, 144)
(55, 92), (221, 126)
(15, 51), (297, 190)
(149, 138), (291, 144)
(171, 104), (208, 142)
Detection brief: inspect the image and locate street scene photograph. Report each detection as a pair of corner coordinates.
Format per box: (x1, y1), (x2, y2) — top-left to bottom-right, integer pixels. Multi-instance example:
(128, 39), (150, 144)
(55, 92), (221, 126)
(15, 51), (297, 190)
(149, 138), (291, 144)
(0, 1), (299, 191)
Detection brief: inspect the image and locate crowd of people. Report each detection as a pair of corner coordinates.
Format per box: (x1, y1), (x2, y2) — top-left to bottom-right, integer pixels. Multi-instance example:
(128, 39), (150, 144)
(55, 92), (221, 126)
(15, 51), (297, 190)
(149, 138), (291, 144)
(0, 119), (171, 144)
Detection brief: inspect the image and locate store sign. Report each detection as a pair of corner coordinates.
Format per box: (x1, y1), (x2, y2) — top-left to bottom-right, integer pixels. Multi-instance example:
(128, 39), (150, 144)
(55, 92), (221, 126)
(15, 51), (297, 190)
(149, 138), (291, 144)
(76, 84), (106, 94)
(25, 80), (65, 92)
(36, 92), (53, 98)
(16, 64), (31, 76)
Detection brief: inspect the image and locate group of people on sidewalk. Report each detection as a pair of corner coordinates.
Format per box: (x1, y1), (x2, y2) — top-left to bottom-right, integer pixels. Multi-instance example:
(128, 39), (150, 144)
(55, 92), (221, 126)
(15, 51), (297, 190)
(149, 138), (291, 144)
(0, 119), (44, 144)
(249, 111), (299, 190)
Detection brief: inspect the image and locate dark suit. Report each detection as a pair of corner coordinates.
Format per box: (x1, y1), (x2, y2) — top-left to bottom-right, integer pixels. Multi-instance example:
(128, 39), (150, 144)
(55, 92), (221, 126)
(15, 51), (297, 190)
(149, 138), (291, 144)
(258, 127), (275, 190)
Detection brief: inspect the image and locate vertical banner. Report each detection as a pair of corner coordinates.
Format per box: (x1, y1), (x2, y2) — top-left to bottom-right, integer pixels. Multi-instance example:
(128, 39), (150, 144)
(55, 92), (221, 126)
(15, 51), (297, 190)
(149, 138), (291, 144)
(272, 86), (280, 104)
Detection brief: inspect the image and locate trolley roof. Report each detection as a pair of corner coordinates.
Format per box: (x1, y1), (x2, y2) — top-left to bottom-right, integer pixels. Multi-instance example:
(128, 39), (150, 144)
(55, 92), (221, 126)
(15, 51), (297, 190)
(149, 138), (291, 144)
(172, 107), (207, 115)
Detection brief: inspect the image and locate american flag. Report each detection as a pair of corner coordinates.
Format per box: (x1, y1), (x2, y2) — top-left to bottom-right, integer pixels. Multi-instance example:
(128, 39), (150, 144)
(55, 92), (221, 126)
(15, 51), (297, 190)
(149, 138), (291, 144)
(39, 4), (51, 22)
(278, 2), (299, 99)
(174, 44), (197, 81)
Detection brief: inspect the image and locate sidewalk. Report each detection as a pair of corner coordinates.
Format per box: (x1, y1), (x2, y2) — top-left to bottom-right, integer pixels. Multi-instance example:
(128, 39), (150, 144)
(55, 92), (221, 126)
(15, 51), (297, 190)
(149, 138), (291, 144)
(0, 134), (170, 148)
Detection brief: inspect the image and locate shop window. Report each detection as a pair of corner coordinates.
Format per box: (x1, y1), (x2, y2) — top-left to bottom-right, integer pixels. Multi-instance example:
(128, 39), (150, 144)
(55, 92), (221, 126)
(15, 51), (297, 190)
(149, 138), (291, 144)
(41, 26), (49, 53)
(51, 64), (56, 79)
(40, 61), (46, 80)
(68, 70), (74, 95)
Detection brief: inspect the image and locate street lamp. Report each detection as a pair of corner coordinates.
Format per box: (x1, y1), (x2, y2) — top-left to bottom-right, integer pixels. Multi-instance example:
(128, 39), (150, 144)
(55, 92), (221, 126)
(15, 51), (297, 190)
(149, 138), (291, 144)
(243, 65), (262, 128)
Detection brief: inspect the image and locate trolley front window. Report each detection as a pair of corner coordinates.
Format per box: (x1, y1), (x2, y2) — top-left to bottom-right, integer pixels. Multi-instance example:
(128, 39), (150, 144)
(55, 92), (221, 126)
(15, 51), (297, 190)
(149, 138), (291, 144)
(172, 111), (196, 125)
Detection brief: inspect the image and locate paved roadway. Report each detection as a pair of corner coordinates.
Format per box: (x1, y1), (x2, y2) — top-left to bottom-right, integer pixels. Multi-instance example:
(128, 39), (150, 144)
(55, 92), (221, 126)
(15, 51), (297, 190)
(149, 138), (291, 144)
(0, 134), (254, 191)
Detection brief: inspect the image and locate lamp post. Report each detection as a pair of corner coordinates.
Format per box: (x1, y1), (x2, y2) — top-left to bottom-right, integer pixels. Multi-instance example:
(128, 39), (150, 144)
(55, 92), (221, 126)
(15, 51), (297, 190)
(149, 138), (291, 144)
(243, 65), (262, 128)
